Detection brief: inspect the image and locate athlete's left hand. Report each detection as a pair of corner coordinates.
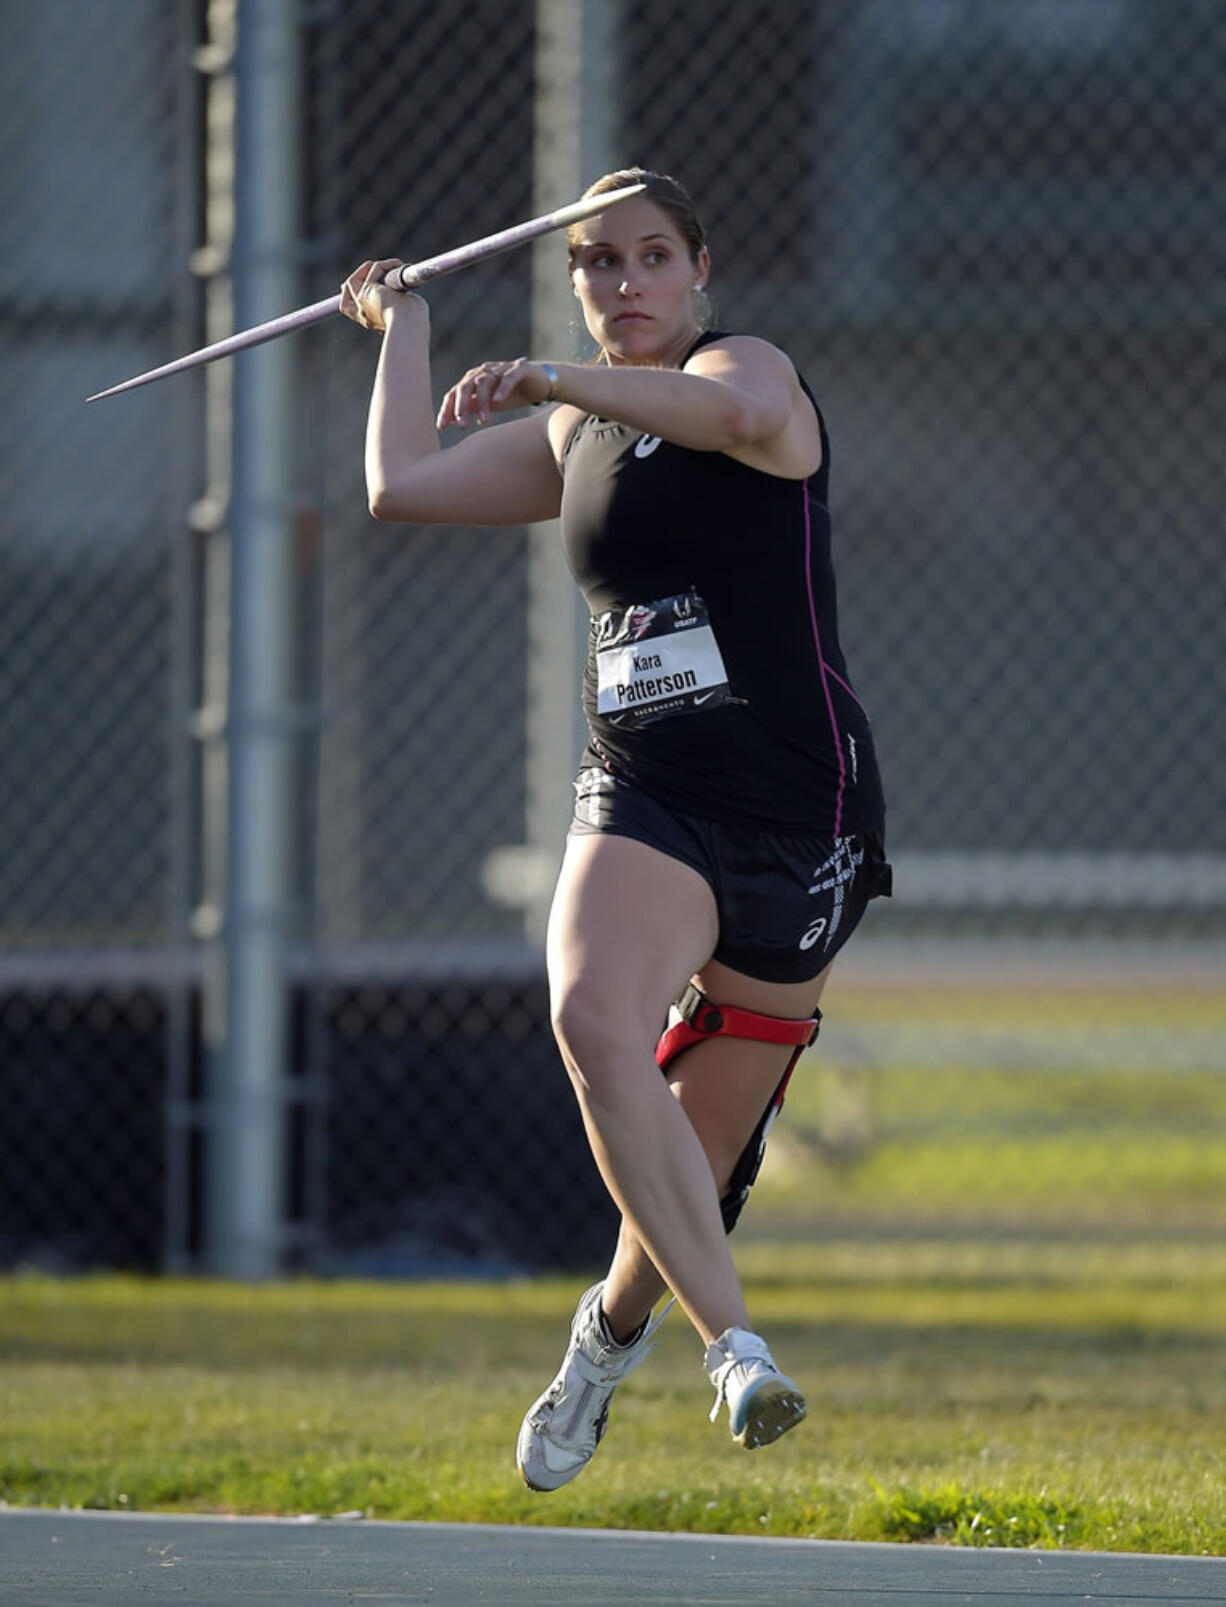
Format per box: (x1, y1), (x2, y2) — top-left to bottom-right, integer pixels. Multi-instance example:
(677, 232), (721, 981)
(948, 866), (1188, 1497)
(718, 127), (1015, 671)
(436, 358), (554, 429)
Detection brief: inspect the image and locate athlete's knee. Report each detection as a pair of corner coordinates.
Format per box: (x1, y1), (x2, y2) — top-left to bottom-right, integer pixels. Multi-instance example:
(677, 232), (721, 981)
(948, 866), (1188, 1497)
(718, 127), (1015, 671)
(550, 981), (654, 1100)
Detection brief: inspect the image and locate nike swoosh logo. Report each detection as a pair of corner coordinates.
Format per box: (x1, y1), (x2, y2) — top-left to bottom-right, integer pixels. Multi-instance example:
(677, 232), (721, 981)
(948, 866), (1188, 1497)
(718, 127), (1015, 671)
(694, 690), (719, 706)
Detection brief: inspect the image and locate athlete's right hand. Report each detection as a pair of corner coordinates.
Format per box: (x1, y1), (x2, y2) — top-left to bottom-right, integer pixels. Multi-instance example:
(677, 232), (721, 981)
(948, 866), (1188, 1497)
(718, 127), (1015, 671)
(339, 259), (427, 332)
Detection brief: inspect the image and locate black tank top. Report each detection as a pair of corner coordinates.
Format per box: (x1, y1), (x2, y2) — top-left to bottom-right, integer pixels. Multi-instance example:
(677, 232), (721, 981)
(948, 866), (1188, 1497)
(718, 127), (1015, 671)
(559, 331), (886, 837)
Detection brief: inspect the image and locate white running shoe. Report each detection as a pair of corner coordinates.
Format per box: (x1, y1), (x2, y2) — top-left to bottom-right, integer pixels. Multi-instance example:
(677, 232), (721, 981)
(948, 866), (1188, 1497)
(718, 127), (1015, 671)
(704, 1326), (807, 1449)
(516, 1282), (669, 1492)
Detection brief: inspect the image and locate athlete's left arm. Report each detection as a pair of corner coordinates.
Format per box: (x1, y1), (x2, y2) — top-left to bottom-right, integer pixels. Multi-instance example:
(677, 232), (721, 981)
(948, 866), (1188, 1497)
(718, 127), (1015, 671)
(482, 336), (811, 459)
(684, 337), (823, 477)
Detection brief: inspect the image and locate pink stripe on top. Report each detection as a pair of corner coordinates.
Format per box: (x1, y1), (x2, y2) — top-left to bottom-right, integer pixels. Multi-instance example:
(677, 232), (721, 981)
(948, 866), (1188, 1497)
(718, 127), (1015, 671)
(823, 663), (868, 715)
(801, 478), (847, 838)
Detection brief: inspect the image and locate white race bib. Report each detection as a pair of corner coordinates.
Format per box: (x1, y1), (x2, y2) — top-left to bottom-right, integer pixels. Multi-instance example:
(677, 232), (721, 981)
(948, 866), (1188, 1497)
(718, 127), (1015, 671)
(593, 590), (734, 728)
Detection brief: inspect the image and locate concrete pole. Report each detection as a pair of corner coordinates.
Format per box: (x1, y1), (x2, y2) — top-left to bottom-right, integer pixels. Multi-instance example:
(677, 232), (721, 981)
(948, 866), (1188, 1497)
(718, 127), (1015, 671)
(207, 0), (301, 1278)
(518, 0), (619, 940)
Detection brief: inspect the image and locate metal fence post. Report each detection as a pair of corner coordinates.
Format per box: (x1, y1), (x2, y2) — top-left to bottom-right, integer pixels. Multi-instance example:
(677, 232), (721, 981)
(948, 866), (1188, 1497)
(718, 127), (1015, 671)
(206, 0), (302, 1279)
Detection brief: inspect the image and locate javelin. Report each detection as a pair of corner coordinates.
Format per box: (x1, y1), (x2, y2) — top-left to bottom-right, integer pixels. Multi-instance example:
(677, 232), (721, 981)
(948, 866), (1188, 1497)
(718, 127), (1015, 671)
(85, 183), (645, 403)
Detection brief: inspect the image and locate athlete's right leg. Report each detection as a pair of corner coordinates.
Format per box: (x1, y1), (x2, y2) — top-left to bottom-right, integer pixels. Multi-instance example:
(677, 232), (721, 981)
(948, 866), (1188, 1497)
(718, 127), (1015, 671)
(519, 832), (778, 1490)
(544, 829), (751, 1345)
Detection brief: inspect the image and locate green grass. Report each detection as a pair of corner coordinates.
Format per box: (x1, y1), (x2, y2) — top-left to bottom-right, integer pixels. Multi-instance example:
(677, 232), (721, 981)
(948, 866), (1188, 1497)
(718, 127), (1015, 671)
(4, 986), (1223, 1549)
(2, 1271), (1224, 1555)
(750, 1020), (1226, 1233)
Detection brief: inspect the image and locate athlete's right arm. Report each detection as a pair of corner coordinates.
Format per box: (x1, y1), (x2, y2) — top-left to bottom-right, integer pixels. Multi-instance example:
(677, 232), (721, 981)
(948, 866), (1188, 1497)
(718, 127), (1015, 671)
(340, 259), (563, 527)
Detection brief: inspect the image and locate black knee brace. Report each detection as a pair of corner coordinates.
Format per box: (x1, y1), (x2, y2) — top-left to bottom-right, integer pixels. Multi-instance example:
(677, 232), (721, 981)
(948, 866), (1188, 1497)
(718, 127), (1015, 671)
(655, 982), (821, 1234)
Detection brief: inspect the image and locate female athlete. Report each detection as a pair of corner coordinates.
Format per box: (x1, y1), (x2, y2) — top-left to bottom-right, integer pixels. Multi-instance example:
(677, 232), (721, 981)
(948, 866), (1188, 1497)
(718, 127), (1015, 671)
(340, 168), (890, 1489)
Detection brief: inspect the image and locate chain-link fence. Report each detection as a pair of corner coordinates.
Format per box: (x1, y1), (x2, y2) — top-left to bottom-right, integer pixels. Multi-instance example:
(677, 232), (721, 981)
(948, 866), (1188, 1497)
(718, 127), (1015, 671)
(2, 0), (1223, 1278)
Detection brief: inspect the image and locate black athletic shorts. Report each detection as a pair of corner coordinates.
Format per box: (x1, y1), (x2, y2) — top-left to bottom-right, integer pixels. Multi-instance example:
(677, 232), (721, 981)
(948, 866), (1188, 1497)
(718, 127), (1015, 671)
(568, 765), (892, 985)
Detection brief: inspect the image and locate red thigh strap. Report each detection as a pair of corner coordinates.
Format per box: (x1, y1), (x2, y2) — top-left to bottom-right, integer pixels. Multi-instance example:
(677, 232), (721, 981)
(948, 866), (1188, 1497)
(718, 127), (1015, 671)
(656, 981), (820, 1071)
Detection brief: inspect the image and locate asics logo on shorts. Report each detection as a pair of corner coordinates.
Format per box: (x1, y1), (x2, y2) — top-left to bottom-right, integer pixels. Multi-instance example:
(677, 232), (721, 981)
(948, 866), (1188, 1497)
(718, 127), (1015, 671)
(634, 434), (662, 459)
(798, 836), (864, 952)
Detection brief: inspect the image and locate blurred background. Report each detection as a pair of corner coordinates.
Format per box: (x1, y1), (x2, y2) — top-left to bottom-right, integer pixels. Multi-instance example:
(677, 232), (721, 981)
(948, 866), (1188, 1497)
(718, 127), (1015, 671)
(1, 0), (1222, 1283)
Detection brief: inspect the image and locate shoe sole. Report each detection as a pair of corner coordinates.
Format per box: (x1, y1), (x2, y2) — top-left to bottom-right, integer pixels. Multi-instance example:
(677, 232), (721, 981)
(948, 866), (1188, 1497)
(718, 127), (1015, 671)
(517, 1449), (595, 1493)
(733, 1381), (807, 1450)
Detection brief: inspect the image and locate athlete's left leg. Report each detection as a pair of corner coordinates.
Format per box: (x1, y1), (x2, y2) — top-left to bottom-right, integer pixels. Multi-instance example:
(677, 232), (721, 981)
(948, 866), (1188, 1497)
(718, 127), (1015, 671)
(599, 956), (835, 1342)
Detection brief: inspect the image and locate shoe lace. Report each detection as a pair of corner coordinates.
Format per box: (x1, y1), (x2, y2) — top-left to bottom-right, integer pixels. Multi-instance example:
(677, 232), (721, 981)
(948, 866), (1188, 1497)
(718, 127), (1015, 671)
(707, 1358), (736, 1423)
(706, 1330), (773, 1423)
